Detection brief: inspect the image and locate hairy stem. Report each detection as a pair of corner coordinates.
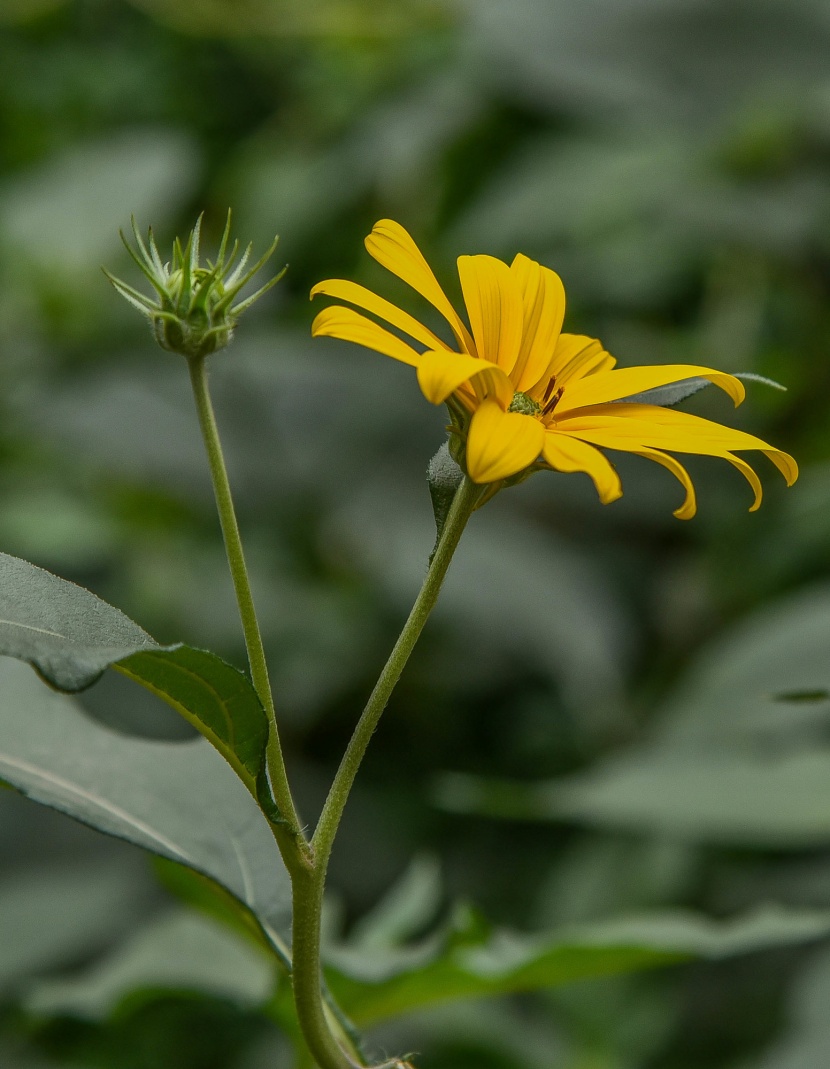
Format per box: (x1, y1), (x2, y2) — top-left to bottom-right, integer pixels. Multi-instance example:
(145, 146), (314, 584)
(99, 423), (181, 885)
(187, 356), (306, 853)
(290, 476), (481, 1068)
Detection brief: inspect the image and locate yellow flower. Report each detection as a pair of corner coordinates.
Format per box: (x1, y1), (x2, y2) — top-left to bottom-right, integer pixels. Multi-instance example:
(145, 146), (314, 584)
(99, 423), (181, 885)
(310, 220), (797, 517)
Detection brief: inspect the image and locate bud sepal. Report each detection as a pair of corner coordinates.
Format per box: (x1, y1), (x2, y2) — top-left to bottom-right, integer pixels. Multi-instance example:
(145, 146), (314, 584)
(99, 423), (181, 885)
(105, 212), (285, 360)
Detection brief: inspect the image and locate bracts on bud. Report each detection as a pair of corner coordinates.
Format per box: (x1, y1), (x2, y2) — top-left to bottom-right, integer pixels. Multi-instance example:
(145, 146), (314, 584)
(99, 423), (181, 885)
(104, 211), (285, 360)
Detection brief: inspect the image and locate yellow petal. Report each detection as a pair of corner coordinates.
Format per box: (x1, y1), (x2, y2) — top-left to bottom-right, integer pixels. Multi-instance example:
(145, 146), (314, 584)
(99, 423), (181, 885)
(724, 452), (763, 511)
(535, 334), (616, 396)
(634, 447), (697, 519)
(558, 364), (745, 412)
(416, 350), (513, 406)
(311, 306), (421, 366)
(310, 278), (449, 352)
(542, 433), (622, 504)
(364, 220), (475, 353)
(510, 254), (566, 392)
(555, 404), (798, 484)
(466, 398), (545, 483)
(628, 406), (798, 485)
(457, 254), (524, 376)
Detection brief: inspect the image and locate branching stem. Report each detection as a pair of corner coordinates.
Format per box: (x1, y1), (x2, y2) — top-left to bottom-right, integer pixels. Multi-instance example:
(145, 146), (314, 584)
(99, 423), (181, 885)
(188, 358), (478, 1067)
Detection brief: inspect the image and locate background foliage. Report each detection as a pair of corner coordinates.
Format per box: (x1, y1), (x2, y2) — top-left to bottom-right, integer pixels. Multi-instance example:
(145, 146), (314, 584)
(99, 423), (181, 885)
(2, 0), (830, 1066)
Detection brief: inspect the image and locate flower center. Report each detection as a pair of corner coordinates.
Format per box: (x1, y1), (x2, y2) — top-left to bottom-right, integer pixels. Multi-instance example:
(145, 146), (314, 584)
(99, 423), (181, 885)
(508, 391), (542, 417)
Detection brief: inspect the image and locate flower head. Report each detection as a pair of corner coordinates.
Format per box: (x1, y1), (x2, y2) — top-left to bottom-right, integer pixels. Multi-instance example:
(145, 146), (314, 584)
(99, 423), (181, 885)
(311, 220), (797, 517)
(106, 213), (284, 360)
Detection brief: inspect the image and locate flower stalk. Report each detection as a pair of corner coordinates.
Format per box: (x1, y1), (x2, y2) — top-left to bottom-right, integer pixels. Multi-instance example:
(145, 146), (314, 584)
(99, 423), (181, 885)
(289, 475), (481, 1069)
(186, 355), (307, 857)
(106, 213), (306, 858)
(313, 474), (482, 868)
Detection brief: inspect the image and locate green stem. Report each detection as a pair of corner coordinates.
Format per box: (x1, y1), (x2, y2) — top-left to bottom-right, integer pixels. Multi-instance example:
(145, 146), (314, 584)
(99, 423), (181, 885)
(187, 356), (305, 851)
(314, 474), (480, 864)
(291, 872), (368, 1069)
(290, 475), (481, 1069)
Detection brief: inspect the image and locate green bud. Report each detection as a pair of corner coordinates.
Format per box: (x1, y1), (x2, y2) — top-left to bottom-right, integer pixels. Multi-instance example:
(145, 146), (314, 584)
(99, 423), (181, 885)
(427, 441), (464, 562)
(104, 211), (285, 360)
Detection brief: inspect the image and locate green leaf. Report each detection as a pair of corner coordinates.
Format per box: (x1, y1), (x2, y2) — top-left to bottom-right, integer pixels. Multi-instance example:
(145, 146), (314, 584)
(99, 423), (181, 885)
(0, 859), (147, 996)
(0, 552), (274, 814)
(655, 582), (830, 748)
(436, 584), (830, 847)
(0, 551), (158, 692)
(752, 945), (830, 1068)
(328, 906), (830, 1026)
(115, 647), (270, 801)
(350, 857), (443, 952)
(434, 752), (830, 849)
(0, 0), (67, 26)
(618, 376), (711, 407)
(152, 857), (280, 956)
(25, 909), (276, 1021)
(0, 659), (291, 957)
(620, 371), (786, 407)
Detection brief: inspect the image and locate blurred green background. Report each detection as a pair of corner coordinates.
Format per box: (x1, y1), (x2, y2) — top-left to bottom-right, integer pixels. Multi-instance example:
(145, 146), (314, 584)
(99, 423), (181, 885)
(3, 0), (830, 1066)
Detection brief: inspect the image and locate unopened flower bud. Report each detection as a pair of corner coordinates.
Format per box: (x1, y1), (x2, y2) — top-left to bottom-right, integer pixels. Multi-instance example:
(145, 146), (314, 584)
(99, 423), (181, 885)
(105, 212), (285, 360)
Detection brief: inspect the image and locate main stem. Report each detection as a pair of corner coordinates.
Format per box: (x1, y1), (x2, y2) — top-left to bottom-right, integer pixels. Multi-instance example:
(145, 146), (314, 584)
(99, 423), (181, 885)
(187, 356), (305, 849)
(291, 475), (481, 1069)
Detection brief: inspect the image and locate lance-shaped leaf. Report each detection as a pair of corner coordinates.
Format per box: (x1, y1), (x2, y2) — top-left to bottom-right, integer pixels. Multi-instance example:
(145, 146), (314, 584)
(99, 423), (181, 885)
(114, 647), (271, 808)
(327, 906), (830, 1026)
(620, 371), (785, 407)
(0, 552), (273, 813)
(434, 753), (830, 848)
(0, 859), (149, 997)
(25, 909), (277, 1021)
(0, 658), (291, 960)
(0, 551), (157, 691)
(433, 583), (830, 848)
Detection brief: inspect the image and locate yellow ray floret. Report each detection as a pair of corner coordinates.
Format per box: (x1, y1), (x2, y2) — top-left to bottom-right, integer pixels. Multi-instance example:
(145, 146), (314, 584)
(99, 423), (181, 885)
(311, 219), (797, 517)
